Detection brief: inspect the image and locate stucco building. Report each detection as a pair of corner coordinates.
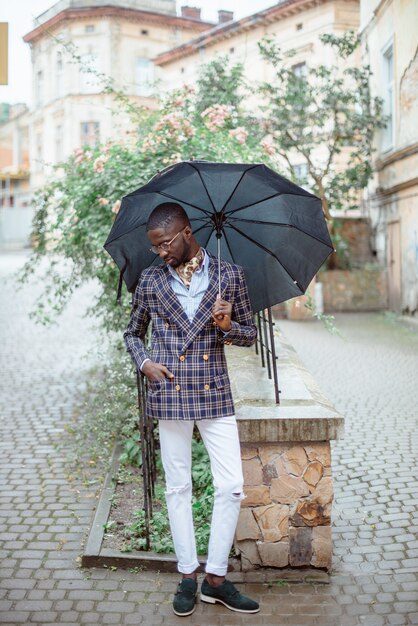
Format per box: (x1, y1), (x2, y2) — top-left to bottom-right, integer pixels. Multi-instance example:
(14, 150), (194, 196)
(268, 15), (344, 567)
(360, 0), (418, 313)
(155, 0), (360, 97)
(154, 0), (360, 206)
(21, 0), (212, 190)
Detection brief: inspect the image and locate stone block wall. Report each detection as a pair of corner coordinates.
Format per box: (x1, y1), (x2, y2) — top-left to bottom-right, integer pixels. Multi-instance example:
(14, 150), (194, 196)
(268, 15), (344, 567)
(319, 268), (388, 312)
(235, 441), (333, 571)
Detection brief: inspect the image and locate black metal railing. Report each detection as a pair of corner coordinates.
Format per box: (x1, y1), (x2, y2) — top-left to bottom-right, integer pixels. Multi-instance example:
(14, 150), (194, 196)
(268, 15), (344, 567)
(136, 372), (157, 551)
(254, 308), (280, 404)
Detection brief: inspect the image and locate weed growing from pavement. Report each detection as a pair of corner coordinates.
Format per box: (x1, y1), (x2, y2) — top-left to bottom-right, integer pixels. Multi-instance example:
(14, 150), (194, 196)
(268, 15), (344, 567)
(304, 294), (342, 336)
(266, 579), (289, 588)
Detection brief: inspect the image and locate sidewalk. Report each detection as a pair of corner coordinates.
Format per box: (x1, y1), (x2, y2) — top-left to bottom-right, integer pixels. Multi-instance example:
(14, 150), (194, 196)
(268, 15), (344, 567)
(0, 251), (417, 626)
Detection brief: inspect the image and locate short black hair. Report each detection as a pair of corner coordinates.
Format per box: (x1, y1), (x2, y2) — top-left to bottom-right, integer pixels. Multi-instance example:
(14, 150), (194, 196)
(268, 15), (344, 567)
(146, 202), (190, 231)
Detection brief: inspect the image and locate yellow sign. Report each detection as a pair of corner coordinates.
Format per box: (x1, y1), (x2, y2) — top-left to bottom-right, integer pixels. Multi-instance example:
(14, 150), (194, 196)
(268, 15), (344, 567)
(0, 23), (8, 85)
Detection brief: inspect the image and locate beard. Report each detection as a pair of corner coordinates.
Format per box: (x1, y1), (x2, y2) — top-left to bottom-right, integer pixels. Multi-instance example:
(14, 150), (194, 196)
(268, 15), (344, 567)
(166, 239), (192, 268)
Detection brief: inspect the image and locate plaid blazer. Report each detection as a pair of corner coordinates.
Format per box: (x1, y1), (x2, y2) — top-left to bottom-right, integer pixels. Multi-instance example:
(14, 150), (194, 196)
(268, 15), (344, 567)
(124, 252), (257, 420)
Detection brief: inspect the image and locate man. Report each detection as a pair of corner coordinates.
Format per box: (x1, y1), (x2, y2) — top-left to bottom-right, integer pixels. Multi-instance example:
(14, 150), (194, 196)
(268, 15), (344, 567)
(124, 202), (259, 616)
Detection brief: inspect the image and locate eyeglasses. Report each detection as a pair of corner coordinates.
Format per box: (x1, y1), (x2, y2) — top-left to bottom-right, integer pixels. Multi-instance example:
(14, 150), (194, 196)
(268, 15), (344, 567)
(149, 227), (186, 254)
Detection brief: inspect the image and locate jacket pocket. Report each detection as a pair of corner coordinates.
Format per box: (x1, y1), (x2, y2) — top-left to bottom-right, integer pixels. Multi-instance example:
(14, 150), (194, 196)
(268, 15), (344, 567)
(213, 373), (231, 390)
(148, 379), (164, 393)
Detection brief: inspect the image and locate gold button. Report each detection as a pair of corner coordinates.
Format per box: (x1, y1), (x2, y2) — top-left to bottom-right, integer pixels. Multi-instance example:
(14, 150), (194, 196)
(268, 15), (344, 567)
(204, 384), (210, 390)
(179, 355), (185, 361)
(225, 341), (232, 345)
(175, 384), (181, 391)
(203, 354), (209, 361)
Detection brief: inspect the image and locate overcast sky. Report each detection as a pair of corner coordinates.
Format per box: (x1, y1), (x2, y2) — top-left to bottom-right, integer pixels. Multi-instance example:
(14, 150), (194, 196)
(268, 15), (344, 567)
(0, 0), (274, 106)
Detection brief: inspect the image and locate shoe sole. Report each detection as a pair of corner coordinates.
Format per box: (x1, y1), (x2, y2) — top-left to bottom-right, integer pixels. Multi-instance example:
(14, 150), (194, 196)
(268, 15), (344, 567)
(173, 604), (196, 617)
(200, 593), (260, 613)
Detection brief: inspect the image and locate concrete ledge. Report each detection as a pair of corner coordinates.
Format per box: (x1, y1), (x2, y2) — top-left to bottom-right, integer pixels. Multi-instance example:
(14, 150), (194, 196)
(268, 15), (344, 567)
(228, 328), (344, 442)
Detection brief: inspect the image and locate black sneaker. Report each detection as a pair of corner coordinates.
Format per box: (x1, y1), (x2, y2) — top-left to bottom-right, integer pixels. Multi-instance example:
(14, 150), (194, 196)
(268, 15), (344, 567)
(200, 578), (260, 613)
(173, 578), (198, 616)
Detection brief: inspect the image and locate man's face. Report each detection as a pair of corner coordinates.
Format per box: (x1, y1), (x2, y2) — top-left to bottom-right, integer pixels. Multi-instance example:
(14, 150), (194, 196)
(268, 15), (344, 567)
(147, 220), (192, 268)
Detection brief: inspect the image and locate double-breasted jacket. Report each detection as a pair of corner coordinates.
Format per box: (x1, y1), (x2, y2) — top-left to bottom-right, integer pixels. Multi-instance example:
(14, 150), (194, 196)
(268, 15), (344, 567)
(124, 252), (257, 420)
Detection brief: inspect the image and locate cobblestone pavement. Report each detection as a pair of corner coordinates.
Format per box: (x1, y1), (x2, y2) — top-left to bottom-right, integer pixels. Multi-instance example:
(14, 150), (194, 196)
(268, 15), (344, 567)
(1, 251), (417, 626)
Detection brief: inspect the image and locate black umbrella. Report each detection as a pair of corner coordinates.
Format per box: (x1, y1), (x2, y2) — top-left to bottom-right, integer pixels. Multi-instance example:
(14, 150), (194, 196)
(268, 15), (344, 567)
(104, 160), (334, 313)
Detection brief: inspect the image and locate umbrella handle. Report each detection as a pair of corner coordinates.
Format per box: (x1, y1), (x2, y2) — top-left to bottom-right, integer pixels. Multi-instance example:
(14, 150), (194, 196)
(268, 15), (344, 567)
(215, 234), (224, 319)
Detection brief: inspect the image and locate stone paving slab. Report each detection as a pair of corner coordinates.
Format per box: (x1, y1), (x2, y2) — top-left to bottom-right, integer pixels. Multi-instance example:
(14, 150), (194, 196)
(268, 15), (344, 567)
(1, 252), (417, 625)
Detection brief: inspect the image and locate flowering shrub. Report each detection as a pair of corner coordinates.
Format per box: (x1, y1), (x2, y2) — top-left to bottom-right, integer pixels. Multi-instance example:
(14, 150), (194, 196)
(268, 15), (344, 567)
(201, 104), (232, 131)
(229, 127), (249, 145)
(20, 77), (274, 330)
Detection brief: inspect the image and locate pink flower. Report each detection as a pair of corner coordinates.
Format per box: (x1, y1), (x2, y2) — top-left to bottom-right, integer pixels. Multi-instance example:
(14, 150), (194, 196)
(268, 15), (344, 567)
(261, 139), (276, 155)
(98, 197), (109, 206)
(229, 127), (248, 144)
(173, 96), (185, 107)
(93, 155), (108, 173)
(202, 104), (231, 131)
(112, 199), (121, 215)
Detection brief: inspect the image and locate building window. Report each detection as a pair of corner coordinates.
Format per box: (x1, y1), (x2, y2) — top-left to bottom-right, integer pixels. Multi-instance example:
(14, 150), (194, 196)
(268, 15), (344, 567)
(229, 47), (235, 53)
(85, 25), (95, 33)
(80, 121), (100, 147)
(55, 124), (64, 161)
(35, 70), (44, 106)
(381, 42), (394, 151)
(181, 67), (185, 74)
(135, 57), (154, 97)
(141, 29), (149, 35)
(296, 23), (303, 30)
(56, 52), (64, 97)
(79, 53), (101, 93)
(293, 162), (308, 182)
(292, 62), (307, 78)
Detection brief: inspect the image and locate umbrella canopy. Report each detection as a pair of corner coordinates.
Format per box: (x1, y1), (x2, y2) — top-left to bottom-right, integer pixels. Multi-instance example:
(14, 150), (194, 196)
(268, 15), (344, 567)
(104, 160), (334, 313)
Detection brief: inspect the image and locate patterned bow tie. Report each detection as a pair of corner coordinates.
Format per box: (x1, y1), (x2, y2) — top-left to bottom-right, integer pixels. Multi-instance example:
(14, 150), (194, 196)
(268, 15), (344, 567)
(175, 248), (204, 288)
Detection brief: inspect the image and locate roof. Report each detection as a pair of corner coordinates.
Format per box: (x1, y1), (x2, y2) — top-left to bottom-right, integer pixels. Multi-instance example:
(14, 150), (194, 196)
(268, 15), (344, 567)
(154, 0), (333, 66)
(23, 5), (213, 44)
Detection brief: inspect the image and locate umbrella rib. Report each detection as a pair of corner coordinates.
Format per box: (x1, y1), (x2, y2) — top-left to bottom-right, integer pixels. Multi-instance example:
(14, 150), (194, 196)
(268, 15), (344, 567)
(218, 164), (260, 213)
(226, 223), (303, 289)
(221, 228), (237, 264)
(192, 222), (212, 237)
(227, 217), (334, 249)
(157, 191), (213, 217)
(225, 191), (319, 217)
(187, 164), (217, 212)
(224, 192), (282, 216)
(228, 217), (292, 226)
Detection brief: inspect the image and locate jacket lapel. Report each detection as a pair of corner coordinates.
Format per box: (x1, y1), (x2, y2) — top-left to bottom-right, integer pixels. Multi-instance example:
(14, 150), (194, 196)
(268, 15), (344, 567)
(157, 266), (191, 331)
(181, 253), (228, 353)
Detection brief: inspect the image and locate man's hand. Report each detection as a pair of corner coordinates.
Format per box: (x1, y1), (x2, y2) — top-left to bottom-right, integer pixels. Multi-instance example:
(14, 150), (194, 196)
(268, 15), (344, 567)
(142, 361), (174, 382)
(212, 296), (232, 333)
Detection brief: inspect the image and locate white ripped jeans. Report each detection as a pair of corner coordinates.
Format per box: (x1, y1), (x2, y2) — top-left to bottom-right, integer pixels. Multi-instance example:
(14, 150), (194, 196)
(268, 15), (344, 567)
(158, 415), (244, 576)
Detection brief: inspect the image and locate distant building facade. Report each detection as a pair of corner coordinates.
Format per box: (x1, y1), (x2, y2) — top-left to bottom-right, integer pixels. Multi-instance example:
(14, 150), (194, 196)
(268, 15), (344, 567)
(0, 0), (212, 246)
(0, 104), (31, 247)
(22, 0), (212, 190)
(154, 0), (360, 200)
(360, 0), (418, 313)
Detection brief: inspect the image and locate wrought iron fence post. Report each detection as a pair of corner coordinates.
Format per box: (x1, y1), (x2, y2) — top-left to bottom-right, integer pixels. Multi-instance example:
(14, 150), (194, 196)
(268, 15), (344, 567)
(136, 371), (157, 551)
(254, 308), (280, 404)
